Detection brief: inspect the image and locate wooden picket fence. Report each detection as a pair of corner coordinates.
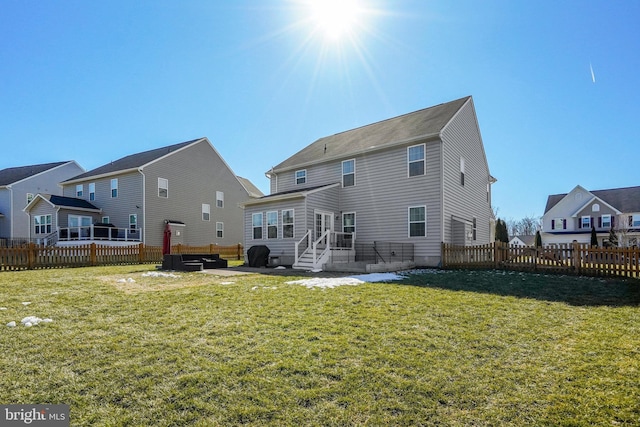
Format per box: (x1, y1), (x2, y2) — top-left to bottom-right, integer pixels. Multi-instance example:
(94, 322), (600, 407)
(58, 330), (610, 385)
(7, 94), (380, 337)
(0, 243), (244, 272)
(442, 242), (640, 280)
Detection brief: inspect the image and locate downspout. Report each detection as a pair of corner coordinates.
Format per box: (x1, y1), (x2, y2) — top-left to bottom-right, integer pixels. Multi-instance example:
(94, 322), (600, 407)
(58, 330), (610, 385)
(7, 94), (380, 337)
(440, 139), (445, 246)
(139, 168), (145, 244)
(8, 185), (13, 239)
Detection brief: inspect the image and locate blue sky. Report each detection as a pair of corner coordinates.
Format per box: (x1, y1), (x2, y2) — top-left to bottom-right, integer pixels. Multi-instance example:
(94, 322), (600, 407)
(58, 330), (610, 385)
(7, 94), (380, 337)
(1, 0), (638, 222)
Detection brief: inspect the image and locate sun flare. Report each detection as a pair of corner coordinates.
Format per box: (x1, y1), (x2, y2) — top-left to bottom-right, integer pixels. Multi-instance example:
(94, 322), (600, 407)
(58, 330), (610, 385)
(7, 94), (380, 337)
(309, 0), (362, 41)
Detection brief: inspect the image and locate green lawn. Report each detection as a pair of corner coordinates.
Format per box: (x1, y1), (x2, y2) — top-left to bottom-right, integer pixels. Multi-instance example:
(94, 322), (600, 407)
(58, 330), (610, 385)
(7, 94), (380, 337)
(1, 266), (638, 426)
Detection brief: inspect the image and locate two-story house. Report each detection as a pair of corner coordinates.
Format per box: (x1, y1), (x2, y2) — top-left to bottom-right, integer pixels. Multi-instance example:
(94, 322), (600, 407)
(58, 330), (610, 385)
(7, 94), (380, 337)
(25, 138), (262, 247)
(542, 185), (640, 247)
(241, 96), (495, 269)
(0, 161), (85, 245)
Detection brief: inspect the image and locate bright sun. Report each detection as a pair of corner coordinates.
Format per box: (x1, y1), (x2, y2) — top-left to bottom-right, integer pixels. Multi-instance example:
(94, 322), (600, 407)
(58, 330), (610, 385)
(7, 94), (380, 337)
(309, 0), (362, 41)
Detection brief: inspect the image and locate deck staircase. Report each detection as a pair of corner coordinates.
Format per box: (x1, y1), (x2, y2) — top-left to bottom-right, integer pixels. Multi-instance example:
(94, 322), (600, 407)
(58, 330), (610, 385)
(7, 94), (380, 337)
(293, 230), (354, 271)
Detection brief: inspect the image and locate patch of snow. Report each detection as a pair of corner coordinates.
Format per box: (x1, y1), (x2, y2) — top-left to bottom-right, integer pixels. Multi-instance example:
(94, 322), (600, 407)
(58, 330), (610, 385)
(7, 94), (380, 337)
(7, 321), (16, 328)
(17, 316), (53, 327)
(117, 278), (136, 283)
(0, 307), (7, 311)
(287, 272), (406, 289)
(142, 272), (179, 278)
(21, 302), (31, 306)
(220, 282), (235, 285)
(274, 266), (287, 270)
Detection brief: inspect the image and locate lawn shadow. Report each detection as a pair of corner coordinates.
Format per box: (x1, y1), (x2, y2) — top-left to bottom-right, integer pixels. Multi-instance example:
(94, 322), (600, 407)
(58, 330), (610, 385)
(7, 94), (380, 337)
(398, 269), (640, 307)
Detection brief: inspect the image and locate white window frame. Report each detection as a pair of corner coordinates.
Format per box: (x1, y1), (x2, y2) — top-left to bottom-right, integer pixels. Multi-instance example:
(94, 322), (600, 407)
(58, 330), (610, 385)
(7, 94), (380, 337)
(267, 211), (278, 239)
(295, 170), (306, 185)
(216, 191), (224, 208)
(592, 203), (600, 212)
(342, 159), (355, 187)
(110, 178), (118, 198)
(581, 216), (591, 229)
(282, 209), (294, 239)
(89, 183), (95, 201)
(252, 213), (263, 240)
(158, 178), (168, 198)
(632, 214), (640, 228)
(129, 214), (137, 231)
(342, 212), (356, 234)
(601, 214), (611, 229)
(34, 214), (52, 234)
(408, 144), (426, 177)
(216, 222), (224, 238)
(102, 216), (110, 224)
(408, 206), (426, 237)
(460, 157), (465, 186)
(26, 193), (34, 205)
(202, 203), (210, 221)
(553, 218), (564, 230)
(76, 184), (83, 197)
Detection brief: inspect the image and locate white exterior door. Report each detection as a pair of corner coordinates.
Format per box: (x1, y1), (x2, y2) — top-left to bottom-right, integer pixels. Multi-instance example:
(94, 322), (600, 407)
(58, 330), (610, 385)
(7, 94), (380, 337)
(314, 211), (334, 242)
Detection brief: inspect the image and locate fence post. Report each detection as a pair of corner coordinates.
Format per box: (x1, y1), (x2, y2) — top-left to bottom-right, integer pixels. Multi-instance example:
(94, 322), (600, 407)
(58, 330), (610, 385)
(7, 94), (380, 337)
(90, 243), (97, 266)
(237, 243), (242, 260)
(139, 243), (145, 263)
(572, 241), (581, 275)
(493, 242), (500, 269)
(28, 243), (36, 270)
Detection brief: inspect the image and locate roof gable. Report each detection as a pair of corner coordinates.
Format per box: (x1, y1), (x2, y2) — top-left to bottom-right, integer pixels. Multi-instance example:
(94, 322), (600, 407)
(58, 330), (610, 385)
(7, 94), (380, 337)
(0, 161), (74, 186)
(64, 138), (205, 182)
(270, 97), (471, 172)
(24, 194), (101, 213)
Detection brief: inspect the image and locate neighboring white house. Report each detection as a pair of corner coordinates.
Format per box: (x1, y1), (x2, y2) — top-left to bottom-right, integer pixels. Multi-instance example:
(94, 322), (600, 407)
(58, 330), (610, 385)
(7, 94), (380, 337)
(241, 96), (495, 270)
(541, 185), (640, 247)
(0, 161), (85, 244)
(509, 235), (535, 247)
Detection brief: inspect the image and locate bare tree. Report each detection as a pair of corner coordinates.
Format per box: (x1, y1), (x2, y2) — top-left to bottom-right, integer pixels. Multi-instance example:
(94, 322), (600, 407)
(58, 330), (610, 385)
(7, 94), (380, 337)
(506, 215), (542, 236)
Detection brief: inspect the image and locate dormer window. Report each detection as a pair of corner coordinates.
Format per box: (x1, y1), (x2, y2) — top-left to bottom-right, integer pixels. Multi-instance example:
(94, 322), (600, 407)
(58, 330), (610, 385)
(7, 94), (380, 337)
(295, 170), (306, 185)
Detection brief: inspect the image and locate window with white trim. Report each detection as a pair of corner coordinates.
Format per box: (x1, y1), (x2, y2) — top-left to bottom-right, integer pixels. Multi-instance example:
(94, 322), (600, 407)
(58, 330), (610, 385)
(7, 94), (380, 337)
(111, 179), (118, 198)
(216, 222), (224, 238)
(472, 217), (477, 240)
(552, 218), (565, 230)
(283, 209), (294, 238)
(216, 191), (224, 208)
(76, 184), (83, 197)
(408, 144), (425, 177)
(129, 214), (137, 231)
(343, 212), (356, 233)
(408, 206), (426, 237)
(252, 213), (263, 239)
(581, 216), (591, 229)
(102, 216), (110, 224)
(460, 157), (465, 186)
(601, 214), (611, 229)
(267, 211), (278, 239)
(202, 204), (210, 221)
(158, 178), (168, 198)
(89, 183), (95, 201)
(295, 170), (306, 185)
(34, 215), (52, 234)
(26, 193), (34, 205)
(342, 159), (355, 187)
(592, 204), (600, 212)
(631, 214), (640, 228)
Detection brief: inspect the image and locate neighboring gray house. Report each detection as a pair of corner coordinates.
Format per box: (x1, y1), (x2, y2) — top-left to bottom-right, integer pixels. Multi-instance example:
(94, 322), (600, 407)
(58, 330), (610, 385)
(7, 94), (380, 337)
(25, 138), (262, 247)
(0, 161), (85, 244)
(241, 96), (495, 269)
(542, 185), (640, 247)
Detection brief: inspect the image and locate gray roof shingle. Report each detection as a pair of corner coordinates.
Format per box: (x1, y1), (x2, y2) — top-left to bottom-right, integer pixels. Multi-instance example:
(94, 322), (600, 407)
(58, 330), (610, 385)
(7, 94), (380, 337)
(270, 97), (471, 172)
(0, 161), (72, 186)
(64, 138), (204, 182)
